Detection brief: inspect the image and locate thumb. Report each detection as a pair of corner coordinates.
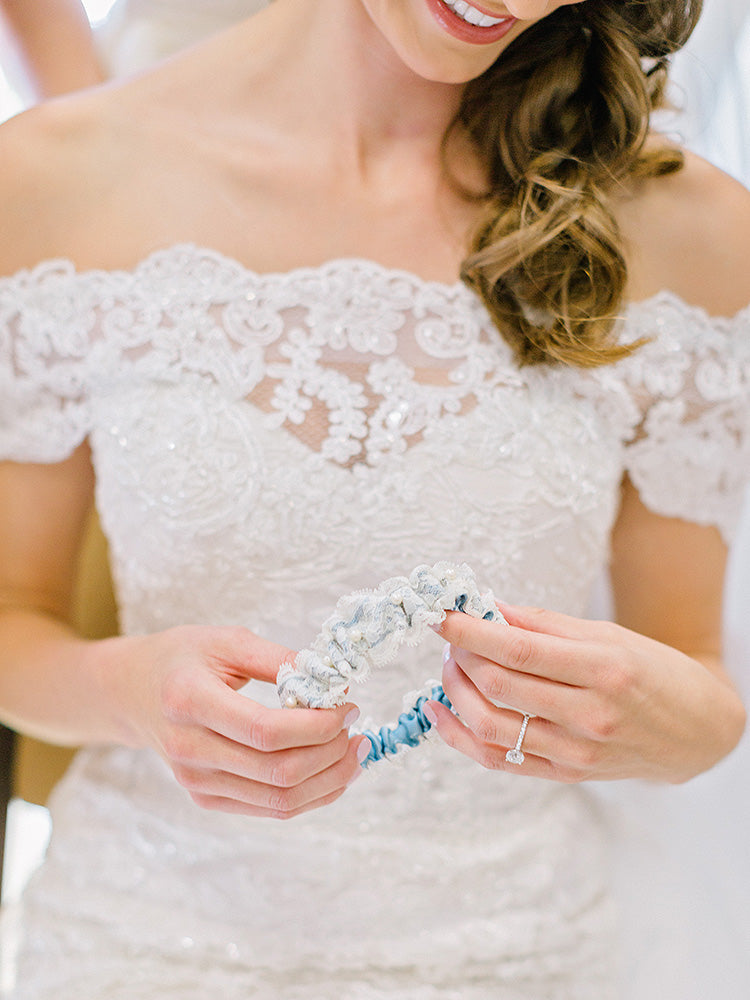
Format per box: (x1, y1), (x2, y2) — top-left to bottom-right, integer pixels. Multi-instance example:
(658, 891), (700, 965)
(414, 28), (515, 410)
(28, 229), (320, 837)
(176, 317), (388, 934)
(207, 626), (297, 689)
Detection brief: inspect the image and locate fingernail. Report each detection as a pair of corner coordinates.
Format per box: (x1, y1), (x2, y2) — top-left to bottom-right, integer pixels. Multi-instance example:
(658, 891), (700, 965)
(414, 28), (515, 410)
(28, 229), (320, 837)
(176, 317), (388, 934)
(442, 642), (452, 664)
(348, 739), (371, 783)
(356, 737), (372, 764)
(423, 703), (438, 727)
(343, 707), (360, 729)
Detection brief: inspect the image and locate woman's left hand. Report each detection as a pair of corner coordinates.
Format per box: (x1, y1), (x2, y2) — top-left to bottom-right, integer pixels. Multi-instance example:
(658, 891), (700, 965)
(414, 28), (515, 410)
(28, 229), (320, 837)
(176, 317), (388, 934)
(427, 603), (746, 784)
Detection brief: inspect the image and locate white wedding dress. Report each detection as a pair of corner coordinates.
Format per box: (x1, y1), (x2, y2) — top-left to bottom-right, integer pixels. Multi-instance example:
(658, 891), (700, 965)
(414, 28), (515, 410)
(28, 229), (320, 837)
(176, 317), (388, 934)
(1, 247), (749, 999)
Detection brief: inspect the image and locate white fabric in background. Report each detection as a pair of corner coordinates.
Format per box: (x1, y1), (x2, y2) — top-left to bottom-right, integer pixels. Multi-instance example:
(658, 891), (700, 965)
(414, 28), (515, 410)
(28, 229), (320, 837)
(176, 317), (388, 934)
(95, 0), (269, 76)
(667, 0), (750, 186)
(608, 10), (750, 998)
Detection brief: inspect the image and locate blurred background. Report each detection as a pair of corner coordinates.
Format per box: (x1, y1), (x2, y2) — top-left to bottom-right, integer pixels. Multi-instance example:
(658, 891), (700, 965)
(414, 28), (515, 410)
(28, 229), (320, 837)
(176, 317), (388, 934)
(0, 0), (115, 114)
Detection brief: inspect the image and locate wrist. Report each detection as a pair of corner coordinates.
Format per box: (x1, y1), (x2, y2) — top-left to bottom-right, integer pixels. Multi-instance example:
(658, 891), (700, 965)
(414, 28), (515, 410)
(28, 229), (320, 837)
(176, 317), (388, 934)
(670, 658), (747, 783)
(81, 632), (152, 748)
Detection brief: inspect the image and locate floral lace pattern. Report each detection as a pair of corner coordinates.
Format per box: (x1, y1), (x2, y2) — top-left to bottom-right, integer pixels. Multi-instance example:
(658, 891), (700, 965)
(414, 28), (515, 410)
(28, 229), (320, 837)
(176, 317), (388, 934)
(2, 245), (749, 999)
(2, 247), (748, 520)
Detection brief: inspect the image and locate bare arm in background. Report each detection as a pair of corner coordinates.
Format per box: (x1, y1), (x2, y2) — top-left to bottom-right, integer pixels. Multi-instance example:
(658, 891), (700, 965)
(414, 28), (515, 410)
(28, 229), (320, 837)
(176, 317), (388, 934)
(0, 0), (105, 98)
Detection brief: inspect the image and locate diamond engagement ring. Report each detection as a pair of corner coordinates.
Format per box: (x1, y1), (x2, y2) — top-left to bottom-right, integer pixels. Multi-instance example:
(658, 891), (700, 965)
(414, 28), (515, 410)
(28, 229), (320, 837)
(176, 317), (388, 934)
(505, 713), (531, 765)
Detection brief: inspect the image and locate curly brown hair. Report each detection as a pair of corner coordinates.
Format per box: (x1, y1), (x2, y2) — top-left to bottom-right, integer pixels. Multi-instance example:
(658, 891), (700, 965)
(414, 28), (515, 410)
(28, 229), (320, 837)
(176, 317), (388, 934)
(449, 0), (703, 367)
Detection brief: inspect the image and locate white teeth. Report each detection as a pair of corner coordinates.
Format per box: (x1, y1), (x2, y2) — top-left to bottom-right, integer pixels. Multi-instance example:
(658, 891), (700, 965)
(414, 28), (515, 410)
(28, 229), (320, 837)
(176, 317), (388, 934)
(440, 0), (507, 27)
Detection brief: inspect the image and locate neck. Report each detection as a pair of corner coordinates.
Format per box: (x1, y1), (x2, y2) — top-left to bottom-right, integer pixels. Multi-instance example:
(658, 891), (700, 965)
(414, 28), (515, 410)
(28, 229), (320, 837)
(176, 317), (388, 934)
(233, 0), (467, 174)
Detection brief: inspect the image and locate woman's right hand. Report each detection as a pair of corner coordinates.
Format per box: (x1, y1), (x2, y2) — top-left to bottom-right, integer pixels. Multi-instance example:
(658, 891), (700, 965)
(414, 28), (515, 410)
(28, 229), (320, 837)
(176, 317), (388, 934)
(109, 625), (367, 819)
(1, 454), (365, 816)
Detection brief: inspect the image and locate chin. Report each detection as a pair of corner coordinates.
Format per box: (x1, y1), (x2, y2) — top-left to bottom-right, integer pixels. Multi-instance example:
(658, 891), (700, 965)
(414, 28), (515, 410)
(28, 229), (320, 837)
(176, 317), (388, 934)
(361, 0), (519, 86)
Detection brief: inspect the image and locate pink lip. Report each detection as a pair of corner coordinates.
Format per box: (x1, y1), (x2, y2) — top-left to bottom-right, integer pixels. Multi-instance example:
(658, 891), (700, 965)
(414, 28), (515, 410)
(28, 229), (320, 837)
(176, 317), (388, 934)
(425, 0), (518, 45)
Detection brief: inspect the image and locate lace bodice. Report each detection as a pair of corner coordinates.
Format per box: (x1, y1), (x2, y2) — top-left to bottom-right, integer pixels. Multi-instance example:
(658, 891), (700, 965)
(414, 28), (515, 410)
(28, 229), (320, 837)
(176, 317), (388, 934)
(2, 247), (748, 640)
(2, 246), (749, 999)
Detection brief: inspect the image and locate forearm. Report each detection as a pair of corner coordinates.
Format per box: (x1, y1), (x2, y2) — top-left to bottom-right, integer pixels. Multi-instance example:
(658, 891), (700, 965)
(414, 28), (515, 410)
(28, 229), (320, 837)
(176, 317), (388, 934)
(0, 607), (367, 817)
(1, 0), (106, 98)
(0, 607), (141, 747)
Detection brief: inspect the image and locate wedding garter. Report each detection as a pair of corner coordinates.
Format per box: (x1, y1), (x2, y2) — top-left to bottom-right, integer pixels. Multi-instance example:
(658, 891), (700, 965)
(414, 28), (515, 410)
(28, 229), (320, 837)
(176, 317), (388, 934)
(277, 562), (505, 766)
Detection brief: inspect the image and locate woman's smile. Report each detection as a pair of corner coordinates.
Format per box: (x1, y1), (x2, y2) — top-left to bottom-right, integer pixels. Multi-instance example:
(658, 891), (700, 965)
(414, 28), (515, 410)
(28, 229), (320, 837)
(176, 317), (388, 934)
(440, 0), (510, 27)
(357, 0), (588, 86)
(429, 0), (518, 44)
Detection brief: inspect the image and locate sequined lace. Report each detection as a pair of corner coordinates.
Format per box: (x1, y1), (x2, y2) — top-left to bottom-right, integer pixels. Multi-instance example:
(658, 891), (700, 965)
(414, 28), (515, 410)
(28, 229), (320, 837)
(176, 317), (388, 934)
(1, 246), (749, 999)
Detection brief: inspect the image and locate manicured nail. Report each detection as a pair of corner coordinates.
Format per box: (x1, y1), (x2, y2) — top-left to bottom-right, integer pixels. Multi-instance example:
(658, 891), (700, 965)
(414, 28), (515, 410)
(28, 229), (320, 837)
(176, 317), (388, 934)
(442, 643), (452, 664)
(343, 707), (360, 729)
(423, 703), (438, 727)
(347, 740), (371, 786)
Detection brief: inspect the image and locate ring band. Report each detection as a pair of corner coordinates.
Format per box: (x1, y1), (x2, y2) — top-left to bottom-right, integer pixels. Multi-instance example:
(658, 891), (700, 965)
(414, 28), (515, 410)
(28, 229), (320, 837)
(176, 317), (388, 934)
(505, 713), (531, 765)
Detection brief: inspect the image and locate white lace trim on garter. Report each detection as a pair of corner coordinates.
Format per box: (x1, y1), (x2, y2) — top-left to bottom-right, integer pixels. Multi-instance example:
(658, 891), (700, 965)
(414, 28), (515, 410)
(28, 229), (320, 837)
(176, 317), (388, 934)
(276, 562), (501, 709)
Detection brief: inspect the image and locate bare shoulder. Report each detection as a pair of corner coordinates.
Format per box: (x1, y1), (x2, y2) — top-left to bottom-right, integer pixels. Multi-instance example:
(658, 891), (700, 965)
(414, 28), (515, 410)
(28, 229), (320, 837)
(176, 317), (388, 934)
(0, 72), (189, 277)
(616, 147), (750, 316)
(0, 92), (119, 276)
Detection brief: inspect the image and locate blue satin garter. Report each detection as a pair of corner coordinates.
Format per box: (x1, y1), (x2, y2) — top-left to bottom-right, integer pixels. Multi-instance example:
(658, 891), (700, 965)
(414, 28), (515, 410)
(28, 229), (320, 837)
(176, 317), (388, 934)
(277, 562), (505, 766)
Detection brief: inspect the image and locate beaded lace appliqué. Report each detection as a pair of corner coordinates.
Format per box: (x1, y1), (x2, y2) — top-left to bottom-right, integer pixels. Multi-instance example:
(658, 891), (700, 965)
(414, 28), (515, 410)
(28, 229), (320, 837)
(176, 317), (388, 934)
(2, 248), (748, 999)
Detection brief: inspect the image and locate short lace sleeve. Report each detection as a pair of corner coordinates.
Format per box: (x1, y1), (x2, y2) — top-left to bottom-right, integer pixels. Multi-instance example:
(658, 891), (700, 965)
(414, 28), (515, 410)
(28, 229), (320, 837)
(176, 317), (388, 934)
(0, 261), (110, 463)
(619, 293), (750, 544)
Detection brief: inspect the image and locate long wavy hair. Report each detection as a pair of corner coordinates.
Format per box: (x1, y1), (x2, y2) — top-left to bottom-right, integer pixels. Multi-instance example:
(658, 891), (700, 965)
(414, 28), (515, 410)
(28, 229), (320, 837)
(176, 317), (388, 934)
(449, 0), (703, 366)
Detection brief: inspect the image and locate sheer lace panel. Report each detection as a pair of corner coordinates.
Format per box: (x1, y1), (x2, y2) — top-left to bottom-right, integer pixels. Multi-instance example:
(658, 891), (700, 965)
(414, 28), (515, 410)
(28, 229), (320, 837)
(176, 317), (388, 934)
(0, 251), (525, 468)
(249, 337), (509, 468)
(1, 247), (749, 543)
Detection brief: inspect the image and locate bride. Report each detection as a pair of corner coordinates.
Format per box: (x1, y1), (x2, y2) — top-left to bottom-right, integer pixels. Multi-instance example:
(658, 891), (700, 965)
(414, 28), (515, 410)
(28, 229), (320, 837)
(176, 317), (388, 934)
(1, 1), (748, 997)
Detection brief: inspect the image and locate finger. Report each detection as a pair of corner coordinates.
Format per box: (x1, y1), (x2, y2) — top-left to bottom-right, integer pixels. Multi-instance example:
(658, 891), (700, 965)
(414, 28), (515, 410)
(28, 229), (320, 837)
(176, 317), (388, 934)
(428, 699), (609, 780)
(447, 649), (618, 741)
(426, 699), (563, 780)
(206, 627), (298, 687)
(181, 736), (367, 816)
(446, 647), (580, 726)
(442, 657), (618, 769)
(437, 611), (601, 686)
(196, 674), (360, 750)
(495, 602), (631, 646)
(174, 728), (354, 787)
(441, 656), (569, 757)
(190, 787), (347, 820)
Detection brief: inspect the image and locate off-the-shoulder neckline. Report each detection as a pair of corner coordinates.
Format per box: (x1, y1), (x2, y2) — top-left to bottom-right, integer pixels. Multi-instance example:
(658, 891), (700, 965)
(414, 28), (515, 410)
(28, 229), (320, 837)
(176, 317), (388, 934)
(5, 242), (750, 323)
